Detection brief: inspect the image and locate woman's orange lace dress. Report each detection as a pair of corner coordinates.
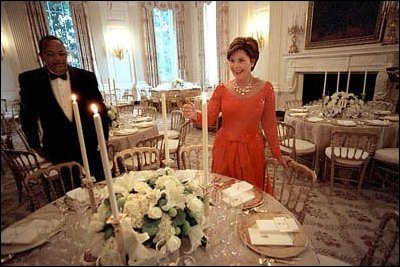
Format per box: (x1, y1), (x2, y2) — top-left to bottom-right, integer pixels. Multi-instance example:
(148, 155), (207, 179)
(194, 82), (282, 194)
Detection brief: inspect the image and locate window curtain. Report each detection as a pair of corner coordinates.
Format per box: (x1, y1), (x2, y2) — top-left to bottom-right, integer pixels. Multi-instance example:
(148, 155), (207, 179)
(142, 2), (159, 87)
(216, 2), (229, 84)
(171, 2), (186, 81)
(70, 1), (97, 73)
(25, 1), (49, 67)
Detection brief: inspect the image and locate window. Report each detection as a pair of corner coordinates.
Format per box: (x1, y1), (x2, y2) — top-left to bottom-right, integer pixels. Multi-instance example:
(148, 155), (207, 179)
(203, 2), (218, 87)
(44, 1), (80, 68)
(153, 8), (178, 83)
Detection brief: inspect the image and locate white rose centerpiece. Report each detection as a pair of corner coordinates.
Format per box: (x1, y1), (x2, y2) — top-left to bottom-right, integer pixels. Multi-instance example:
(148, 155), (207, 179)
(323, 91), (364, 118)
(171, 78), (185, 88)
(106, 104), (119, 129)
(86, 168), (206, 266)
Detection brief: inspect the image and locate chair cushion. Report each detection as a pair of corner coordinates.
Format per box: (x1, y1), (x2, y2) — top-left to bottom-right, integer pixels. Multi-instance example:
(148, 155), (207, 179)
(325, 147), (368, 166)
(281, 138), (316, 155)
(159, 130), (179, 139)
(373, 148), (399, 165)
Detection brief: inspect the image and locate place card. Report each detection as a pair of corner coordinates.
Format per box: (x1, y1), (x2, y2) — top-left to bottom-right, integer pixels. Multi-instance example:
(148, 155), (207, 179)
(248, 227), (294, 246)
(256, 217), (299, 234)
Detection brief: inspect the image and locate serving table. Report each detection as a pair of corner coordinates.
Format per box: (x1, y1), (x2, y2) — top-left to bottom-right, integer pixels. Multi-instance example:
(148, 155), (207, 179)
(1, 170), (320, 266)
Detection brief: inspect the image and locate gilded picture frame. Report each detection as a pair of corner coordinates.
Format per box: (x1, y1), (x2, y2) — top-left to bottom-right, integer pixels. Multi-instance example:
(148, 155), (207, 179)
(305, 1), (385, 49)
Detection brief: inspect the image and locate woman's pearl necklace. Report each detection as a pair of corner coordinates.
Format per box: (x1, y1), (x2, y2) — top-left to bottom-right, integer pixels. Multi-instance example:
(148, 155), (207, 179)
(233, 77), (253, 96)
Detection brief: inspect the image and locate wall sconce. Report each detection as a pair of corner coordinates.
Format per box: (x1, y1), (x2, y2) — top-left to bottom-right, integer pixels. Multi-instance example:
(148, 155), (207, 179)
(112, 46), (124, 60)
(253, 32), (265, 50)
(288, 24), (304, 54)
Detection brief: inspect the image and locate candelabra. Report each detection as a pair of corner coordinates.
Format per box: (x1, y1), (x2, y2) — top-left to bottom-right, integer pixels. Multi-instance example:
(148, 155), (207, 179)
(288, 24), (304, 54)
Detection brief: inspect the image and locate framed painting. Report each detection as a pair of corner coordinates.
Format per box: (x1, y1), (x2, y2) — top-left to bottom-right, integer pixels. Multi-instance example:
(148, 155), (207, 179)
(305, 1), (385, 49)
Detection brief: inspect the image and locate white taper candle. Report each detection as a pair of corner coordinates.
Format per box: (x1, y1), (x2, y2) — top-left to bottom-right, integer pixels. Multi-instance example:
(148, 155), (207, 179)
(161, 93), (170, 164)
(201, 92), (209, 186)
(91, 103), (119, 220)
(71, 94), (94, 181)
(323, 71), (327, 96)
(362, 71), (368, 95)
(336, 71), (340, 92)
(346, 69), (351, 93)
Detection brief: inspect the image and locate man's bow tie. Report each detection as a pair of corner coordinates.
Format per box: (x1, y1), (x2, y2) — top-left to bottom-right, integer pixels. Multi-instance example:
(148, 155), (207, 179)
(49, 72), (67, 80)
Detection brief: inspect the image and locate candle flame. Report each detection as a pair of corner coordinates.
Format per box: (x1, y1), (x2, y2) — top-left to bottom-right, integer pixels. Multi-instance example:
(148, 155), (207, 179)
(91, 103), (98, 114)
(71, 94), (77, 101)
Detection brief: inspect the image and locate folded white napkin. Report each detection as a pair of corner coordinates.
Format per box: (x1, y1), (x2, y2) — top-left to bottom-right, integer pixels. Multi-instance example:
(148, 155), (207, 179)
(1, 218), (61, 245)
(114, 128), (138, 136)
(256, 217), (300, 234)
(222, 191), (255, 207)
(248, 227), (294, 246)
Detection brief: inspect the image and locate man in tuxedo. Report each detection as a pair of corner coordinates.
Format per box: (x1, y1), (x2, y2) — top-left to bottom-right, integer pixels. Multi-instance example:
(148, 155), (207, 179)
(19, 35), (109, 189)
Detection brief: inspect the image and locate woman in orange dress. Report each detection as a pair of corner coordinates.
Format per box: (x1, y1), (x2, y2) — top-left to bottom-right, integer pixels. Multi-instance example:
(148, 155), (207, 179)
(182, 37), (291, 194)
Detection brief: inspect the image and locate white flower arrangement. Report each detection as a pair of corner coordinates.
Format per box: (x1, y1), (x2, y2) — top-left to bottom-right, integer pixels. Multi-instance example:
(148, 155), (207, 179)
(86, 168), (206, 266)
(323, 91), (364, 118)
(171, 78), (185, 88)
(106, 104), (119, 129)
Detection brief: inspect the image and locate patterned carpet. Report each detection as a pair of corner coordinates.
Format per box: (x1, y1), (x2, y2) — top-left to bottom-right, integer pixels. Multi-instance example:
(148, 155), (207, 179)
(1, 114), (399, 265)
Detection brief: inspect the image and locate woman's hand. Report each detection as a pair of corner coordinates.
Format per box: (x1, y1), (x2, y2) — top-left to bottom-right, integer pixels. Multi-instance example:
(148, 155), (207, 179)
(277, 155), (293, 168)
(182, 101), (197, 121)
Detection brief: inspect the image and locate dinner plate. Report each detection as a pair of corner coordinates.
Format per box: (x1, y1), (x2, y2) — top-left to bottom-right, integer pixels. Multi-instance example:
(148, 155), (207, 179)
(216, 179), (264, 210)
(133, 116), (153, 123)
(133, 121), (155, 128)
(289, 112), (308, 118)
(306, 117), (324, 123)
(380, 115), (399, 122)
(238, 212), (307, 258)
(334, 120), (357, 127)
(289, 108), (308, 113)
(363, 119), (390, 126)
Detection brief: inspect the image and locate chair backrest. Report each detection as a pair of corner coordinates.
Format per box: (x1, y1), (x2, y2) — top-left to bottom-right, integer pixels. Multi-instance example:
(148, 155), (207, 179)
(136, 134), (165, 160)
(24, 161), (83, 210)
(179, 144), (213, 170)
(359, 211), (399, 266)
(150, 90), (161, 102)
(116, 103), (134, 115)
(177, 120), (191, 150)
(15, 126), (32, 152)
(1, 148), (42, 201)
(114, 147), (161, 176)
(330, 131), (378, 162)
(277, 122), (297, 159)
(264, 157), (317, 224)
(284, 100), (303, 111)
(365, 101), (393, 112)
(135, 106), (157, 120)
(1, 112), (14, 149)
(170, 110), (185, 131)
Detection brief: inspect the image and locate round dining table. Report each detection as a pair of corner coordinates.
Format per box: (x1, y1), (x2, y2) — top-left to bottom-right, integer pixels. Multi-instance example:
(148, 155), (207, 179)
(1, 170), (320, 266)
(284, 113), (399, 178)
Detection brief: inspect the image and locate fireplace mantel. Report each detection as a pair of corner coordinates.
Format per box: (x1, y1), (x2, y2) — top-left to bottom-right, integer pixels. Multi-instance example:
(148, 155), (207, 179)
(281, 44), (399, 100)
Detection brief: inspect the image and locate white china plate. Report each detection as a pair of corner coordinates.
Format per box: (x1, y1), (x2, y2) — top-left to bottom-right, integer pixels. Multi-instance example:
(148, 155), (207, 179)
(363, 119), (390, 126)
(306, 117), (324, 123)
(335, 120), (357, 127)
(290, 112), (308, 117)
(380, 115), (399, 122)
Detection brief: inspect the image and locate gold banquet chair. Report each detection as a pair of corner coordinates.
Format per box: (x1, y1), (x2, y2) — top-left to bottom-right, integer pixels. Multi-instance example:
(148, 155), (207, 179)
(114, 147), (161, 176)
(324, 131), (377, 199)
(284, 100), (303, 112)
(179, 144), (213, 170)
(277, 122), (317, 170)
(159, 110), (185, 140)
(1, 148), (43, 202)
(24, 161), (84, 211)
(368, 147), (399, 193)
(264, 157), (317, 224)
(134, 106), (158, 121)
(136, 134), (165, 162)
(167, 120), (191, 169)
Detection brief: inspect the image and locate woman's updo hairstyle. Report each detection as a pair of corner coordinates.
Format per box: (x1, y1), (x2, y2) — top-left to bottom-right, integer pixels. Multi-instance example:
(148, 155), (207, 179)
(227, 37), (259, 71)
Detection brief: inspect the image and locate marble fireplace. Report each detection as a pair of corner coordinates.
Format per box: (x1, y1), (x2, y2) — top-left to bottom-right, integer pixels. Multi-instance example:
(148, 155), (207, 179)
(282, 44), (399, 105)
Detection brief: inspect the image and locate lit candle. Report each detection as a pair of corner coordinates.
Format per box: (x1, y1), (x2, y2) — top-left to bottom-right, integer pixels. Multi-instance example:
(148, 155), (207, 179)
(91, 103), (119, 220)
(201, 92), (209, 186)
(346, 69), (351, 93)
(336, 71), (340, 92)
(161, 93), (170, 164)
(108, 78), (112, 105)
(362, 70), (368, 95)
(322, 70), (327, 96)
(71, 94), (93, 181)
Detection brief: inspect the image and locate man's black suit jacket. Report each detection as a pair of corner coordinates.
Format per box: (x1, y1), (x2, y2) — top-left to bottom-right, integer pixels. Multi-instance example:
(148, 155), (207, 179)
(19, 66), (110, 181)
